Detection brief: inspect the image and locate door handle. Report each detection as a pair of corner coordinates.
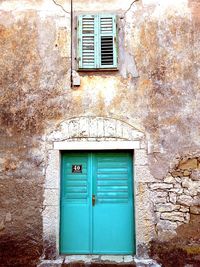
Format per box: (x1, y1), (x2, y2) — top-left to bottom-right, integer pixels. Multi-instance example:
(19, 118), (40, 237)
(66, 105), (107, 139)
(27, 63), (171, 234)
(92, 194), (96, 206)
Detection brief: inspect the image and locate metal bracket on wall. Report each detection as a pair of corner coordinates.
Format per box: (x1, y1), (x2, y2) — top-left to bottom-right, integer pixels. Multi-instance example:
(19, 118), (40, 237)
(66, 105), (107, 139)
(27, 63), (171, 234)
(72, 70), (81, 87)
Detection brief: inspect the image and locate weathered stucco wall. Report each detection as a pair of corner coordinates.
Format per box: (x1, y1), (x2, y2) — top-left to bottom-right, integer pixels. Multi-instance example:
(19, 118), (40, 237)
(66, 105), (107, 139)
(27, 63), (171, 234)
(0, 0), (200, 266)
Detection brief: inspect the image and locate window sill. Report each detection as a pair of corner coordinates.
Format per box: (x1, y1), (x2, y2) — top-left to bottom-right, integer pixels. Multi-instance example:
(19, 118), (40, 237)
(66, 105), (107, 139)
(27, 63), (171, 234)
(77, 68), (118, 72)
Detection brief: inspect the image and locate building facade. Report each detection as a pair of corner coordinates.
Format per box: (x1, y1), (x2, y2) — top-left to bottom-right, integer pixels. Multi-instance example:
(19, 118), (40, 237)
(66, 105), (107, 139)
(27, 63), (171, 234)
(0, 0), (200, 266)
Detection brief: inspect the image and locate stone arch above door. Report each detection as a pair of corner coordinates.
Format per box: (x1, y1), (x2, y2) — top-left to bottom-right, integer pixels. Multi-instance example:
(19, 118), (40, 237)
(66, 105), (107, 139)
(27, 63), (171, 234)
(47, 116), (145, 142)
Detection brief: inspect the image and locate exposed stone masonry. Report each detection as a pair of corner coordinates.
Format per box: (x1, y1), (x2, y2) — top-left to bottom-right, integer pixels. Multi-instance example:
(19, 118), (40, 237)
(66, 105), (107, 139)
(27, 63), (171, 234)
(149, 157), (200, 240)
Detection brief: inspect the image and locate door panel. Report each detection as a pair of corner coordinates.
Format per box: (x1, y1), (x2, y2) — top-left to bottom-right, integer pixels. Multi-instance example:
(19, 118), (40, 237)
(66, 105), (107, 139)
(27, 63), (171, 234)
(60, 151), (135, 254)
(92, 152), (133, 254)
(60, 153), (91, 253)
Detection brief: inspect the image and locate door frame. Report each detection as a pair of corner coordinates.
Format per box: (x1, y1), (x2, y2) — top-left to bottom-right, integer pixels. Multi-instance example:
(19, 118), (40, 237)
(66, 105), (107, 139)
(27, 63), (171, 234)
(43, 140), (146, 258)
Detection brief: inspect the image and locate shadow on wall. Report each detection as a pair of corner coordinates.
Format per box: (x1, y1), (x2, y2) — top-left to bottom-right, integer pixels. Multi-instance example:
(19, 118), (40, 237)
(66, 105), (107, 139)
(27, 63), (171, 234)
(0, 232), (43, 267)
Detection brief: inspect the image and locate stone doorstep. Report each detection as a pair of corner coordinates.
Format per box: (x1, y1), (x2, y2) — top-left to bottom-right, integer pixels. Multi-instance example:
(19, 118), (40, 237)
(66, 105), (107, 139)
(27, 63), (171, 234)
(37, 256), (161, 267)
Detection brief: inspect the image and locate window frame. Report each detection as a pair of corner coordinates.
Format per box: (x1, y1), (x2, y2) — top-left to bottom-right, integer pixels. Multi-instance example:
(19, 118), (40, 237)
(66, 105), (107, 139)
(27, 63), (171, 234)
(77, 14), (118, 71)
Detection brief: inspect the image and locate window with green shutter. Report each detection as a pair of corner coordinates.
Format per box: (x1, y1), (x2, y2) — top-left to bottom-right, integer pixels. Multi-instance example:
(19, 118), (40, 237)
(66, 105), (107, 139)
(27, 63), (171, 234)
(77, 14), (118, 70)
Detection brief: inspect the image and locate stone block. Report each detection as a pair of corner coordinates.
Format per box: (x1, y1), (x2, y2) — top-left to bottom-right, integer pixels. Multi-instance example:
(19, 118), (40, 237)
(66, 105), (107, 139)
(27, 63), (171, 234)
(37, 258), (63, 267)
(154, 197), (168, 204)
(183, 189), (190, 196)
(135, 166), (156, 182)
(134, 149), (148, 166)
(182, 178), (200, 192)
(155, 203), (180, 212)
(89, 118), (99, 137)
(47, 121), (69, 142)
(171, 171), (183, 177)
(140, 140), (147, 149)
(44, 188), (59, 206)
(45, 150), (60, 188)
(68, 120), (79, 138)
(149, 183), (173, 190)
(115, 120), (123, 138)
(157, 229), (177, 241)
(78, 117), (90, 137)
(182, 178), (190, 188)
(164, 175), (176, 184)
(190, 206), (200, 214)
(183, 170), (191, 176)
(59, 122), (70, 140)
(44, 235), (58, 259)
(153, 191), (168, 198)
(65, 255), (99, 263)
(130, 130), (144, 140)
(177, 195), (194, 206)
(104, 119), (116, 138)
(135, 194), (154, 219)
(169, 192), (177, 204)
(151, 191), (168, 204)
(154, 212), (161, 223)
(134, 257), (161, 267)
(175, 177), (182, 183)
(174, 183), (182, 189)
(191, 169), (200, 181)
(180, 206), (189, 212)
(193, 196), (200, 205)
(179, 158), (198, 170)
(47, 130), (64, 142)
(122, 126), (132, 140)
(43, 206), (58, 237)
(184, 212), (190, 223)
(169, 188), (183, 194)
(96, 119), (104, 138)
(183, 179), (200, 196)
(135, 218), (156, 244)
(160, 211), (185, 222)
(150, 191), (168, 204)
(101, 256), (124, 263)
(156, 220), (177, 231)
(123, 255), (134, 263)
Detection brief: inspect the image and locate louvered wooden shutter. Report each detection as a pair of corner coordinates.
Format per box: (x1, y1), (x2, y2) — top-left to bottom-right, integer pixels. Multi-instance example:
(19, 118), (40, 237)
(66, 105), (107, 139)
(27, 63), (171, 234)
(78, 15), (98, 69)
(99, 15), (117, 69)
(78, 14), (117, 69)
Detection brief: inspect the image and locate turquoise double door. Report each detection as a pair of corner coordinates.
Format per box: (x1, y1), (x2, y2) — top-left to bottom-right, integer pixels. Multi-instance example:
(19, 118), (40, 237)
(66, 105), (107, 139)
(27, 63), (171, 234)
(60, 151), (135, 254)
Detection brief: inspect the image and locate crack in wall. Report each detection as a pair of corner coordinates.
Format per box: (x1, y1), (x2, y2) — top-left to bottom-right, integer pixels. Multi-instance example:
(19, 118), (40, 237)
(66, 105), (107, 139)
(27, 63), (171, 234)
(52, 0), (70, 14)
(123, 0), (140, 17)
(52, 0), (140, 17)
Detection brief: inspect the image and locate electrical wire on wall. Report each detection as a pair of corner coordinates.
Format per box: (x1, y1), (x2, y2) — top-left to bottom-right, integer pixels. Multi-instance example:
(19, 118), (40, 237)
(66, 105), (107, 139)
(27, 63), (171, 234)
(71, 0), (73, 88)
